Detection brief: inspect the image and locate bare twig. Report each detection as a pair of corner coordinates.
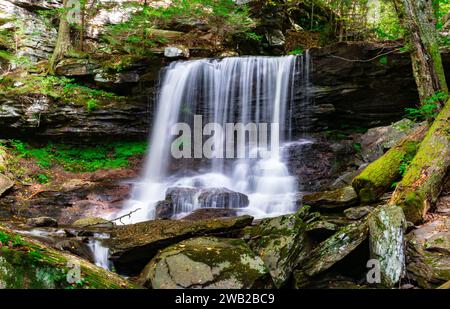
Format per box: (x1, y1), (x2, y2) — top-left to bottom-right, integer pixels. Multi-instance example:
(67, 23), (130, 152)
(326, 48), (402, 63)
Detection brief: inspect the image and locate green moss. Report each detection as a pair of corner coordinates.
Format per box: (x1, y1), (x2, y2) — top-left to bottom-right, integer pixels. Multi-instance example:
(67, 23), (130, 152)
(8, 140), (147, 173)
(0, 74), (123, 109)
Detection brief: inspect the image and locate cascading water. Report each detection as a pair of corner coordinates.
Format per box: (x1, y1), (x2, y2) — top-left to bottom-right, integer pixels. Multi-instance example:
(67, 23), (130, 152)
(116, 53), (312, 224)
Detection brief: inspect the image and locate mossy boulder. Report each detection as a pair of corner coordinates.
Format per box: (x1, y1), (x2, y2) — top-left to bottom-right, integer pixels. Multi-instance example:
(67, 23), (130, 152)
(26, 217), (58, 228)
(368, 204), (406, 287)
(0, 225), (139, 289)
(248, 211), (312, 288)
(106, 215), (254, 275)
(301, 186), (358, 209)
(138, 237), (270, 289)
(72, 217), (112, 228)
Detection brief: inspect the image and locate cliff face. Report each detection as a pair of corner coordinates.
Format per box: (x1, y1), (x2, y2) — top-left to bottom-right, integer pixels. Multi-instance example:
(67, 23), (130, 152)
(1, 42), (448, 140)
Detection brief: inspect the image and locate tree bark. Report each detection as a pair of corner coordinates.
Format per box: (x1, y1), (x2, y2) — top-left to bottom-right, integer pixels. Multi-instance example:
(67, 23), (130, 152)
(49, 0), (72, 74)
(389, 99), (450, 224)
(352, 125), (427, 203)
(397, 0), (448, 104)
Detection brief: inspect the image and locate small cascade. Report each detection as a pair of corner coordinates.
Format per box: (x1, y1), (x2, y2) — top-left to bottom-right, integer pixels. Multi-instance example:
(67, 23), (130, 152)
(116, 53), (313, 223)
(87, 234), (112, 271)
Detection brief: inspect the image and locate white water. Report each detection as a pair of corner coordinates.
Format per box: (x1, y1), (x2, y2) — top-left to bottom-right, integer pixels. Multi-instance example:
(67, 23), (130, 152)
(116, 54), (312, 224)
(87, 234), (112, 270)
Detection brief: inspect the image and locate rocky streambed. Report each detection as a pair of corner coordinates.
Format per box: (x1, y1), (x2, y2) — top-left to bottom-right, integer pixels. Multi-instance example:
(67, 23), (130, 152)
(0, 119), (448, 289)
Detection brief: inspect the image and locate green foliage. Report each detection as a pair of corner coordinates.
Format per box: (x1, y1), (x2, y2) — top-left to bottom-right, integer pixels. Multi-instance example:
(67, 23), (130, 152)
(102, 0), (256, 55)
(289, 46), (304, 55)
(405, 91), (447, 121)
(353, 143), (362, 153)
(0, 75), (121, 109)
(378, 55), (388, 65)
(9, 140), (147, 173)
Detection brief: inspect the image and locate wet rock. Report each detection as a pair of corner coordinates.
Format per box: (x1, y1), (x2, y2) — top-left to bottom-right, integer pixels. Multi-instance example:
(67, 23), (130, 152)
(0, 174), (13, 197)
(94, 71), (140, 84)
(55, 239), (94, 262)
(181, 208), (238, 221)
(368, 205), (406, 287)
(72, 217), (112, 228)
(344, 206), (374, 220)
(301, 186), (358, 209)
(164, 45), (190, 58)
(295, 219), (369, 285)
(406, 216), (450, 288)
(155, 200), (175, 220)
(154, 187), (198, 219)
(138, 237), (270, 289)
(106, 215), (254, 275)
(198, 187), (249, 209)
(55, 58), (97, 76)
(26, 216), (58, 228)
(248, 212), (311, 288)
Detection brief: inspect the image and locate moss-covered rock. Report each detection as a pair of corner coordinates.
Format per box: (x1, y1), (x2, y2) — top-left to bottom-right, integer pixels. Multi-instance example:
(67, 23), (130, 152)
(0, 225), (139, 289)
(72, 217), (112, 228)
(368, 204), (406, 287)
(301, 186), (359, 209)
(248, 211), (311, 288)
(106, 215), (254, 275)
(138, 237), (270, 289)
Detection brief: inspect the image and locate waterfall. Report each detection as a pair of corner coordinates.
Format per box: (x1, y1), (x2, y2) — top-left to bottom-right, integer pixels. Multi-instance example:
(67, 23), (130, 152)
(116, 53), (312, 224)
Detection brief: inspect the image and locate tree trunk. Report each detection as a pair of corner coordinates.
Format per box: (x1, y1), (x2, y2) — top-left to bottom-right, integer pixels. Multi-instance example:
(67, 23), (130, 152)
(389, 99), (450, 224)
(398, 0), (448, 104)
(49, 0), (72, 74)
(352, 125), (427, 203)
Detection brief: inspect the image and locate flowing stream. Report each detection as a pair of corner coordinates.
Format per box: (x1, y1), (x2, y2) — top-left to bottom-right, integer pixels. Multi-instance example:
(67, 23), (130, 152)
(116, 53), (312, 224)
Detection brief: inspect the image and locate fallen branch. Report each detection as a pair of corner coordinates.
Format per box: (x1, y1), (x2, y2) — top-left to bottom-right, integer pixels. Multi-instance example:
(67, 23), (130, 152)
(327, 48), (402, 63)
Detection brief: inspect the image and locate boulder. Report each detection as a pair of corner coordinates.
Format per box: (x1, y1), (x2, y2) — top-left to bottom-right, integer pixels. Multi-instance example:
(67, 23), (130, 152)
(301, 186), (358, 209)
(198, 187), (249, 209)
(138, 237), (270, 289)
(248, 211), (311, 287)
(181, 208), (238, 221)
(164, 45), (190, 58)
(0, 173), (13, 197)
(0, 225), (138, 289)
(106, 215), (254, 275)
(359, 119), (425, 163)
(344, 206), (374, 220)
(368, 205), (406, 287)
(26, 216), (58, 228)
(295, 219), (369, 286)
(72, 217), (112, 228)
(406, 216), (450, 288)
